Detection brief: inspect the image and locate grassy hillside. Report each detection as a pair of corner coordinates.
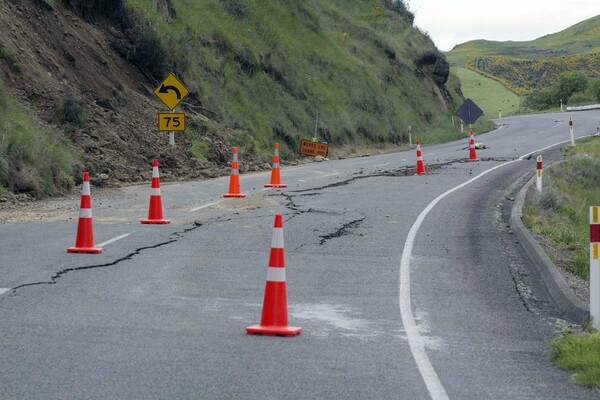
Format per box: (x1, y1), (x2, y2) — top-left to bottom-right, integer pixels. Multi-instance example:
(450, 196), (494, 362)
(119, 0), (463, 154)
(446, 14), (600, 114)
(453, 67), (521, 117)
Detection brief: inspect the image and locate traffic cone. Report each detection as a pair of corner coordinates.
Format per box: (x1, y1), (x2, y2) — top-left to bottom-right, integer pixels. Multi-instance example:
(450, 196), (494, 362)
(415, 140), (426, 175)
(246, 213), (302, 337)
(469, 130), (479, 161)
(141, 159), (170, 224)
(223, 147), (246, 198)
(67, 172), (102, 254)
(264, 143), (287, 188)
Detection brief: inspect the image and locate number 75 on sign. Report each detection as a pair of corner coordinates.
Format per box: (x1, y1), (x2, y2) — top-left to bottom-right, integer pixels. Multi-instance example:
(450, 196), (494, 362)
(158, 113), (186, 131)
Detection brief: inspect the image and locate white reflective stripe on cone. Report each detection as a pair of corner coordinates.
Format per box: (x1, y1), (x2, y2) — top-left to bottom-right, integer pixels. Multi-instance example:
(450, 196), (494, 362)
(271, 227), (284, 249)
(266, 267), (286, 282)
(273, 162), (280, 168)
(233, 154), (238, 162)
(79, 208), (92, 218)
(274, 148), (280, 156)
(82, 181), (91, 196)
(231, 169), (239, 175)
(150, 188), (161, 196)
(152, 167), (159, 178)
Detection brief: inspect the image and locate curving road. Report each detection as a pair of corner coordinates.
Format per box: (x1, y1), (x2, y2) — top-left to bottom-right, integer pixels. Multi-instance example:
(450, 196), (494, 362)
(1, 110), (600, 399)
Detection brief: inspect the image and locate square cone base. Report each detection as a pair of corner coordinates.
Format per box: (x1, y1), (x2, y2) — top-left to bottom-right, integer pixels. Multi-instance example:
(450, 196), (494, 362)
(264, 184), (287, 188)
(140, 219), (171, 224)
(246, 325), (302, 337)
(223, 193), (246, 198)
(67, 246), (102, 254)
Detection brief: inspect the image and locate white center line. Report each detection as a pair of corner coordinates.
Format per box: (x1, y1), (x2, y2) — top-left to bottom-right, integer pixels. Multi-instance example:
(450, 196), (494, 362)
(374, 163), (389, 167)
(399, 135), (596, 400)
(96, 233), (131, 248)
(189, 202), (217, 212)
(322, 172), (340, 178)
(0, 288), (10, 296)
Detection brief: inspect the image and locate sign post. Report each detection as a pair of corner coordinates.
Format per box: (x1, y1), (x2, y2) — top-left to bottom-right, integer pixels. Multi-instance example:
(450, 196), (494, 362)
(536, 156), (543, 193)
(569, 116), (575, 146)
(591, 206), (600, 329)
(154, 73), (189, 146)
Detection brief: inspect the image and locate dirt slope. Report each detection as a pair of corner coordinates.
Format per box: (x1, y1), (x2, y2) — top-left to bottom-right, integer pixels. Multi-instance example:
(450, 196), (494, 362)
(0, 0), (231, 186)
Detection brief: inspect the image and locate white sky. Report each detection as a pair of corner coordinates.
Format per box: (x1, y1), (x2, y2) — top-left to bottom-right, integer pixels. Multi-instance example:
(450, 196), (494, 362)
(408, 0), (600, 51)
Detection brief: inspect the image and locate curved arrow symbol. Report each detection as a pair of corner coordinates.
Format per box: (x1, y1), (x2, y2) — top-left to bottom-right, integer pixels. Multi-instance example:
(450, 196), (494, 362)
(159, 84), (182, 99)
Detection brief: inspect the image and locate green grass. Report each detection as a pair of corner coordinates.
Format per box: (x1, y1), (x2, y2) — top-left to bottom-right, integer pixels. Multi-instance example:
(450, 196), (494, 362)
(523, 136), (600, 280)
(112, 0), (462, 159)
(551, 331), (600, 387)
(453, 67), (522, 117)
(0, 80), (80, 197)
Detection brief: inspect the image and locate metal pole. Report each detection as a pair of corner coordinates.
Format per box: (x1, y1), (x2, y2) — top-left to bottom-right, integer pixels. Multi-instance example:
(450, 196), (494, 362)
(169, 109), (175, 146)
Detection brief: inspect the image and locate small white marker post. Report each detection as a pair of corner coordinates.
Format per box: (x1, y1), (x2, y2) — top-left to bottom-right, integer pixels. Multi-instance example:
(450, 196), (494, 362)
(460, 120), (464, 133)
(536, 156), (543, 193)
(498, 109), (502, 119)
(569, 116), (575, 146)
(408, 125), (412, 147)
(560, 99), (563, 112)
(591, 206), (600, 329)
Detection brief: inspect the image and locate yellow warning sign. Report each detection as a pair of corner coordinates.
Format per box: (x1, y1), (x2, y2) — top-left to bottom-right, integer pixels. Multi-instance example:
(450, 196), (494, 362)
(154, 73), (189, 110)
(158, 113), (185, 131)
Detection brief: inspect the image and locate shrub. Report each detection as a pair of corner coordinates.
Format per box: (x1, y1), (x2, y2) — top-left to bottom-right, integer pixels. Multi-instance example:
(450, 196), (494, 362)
(56, 97), (88, 126)
(590, 78), (600, 102)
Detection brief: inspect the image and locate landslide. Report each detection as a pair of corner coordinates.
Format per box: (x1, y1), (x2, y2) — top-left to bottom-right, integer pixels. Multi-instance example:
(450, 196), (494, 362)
(0, 0), (231, 190)
(0, 0), (461, 195)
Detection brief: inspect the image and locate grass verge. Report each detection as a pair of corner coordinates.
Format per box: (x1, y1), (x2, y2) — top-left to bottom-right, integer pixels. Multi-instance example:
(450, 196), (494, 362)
(522, 136), (600, 386)
(550, 330), (600, 387)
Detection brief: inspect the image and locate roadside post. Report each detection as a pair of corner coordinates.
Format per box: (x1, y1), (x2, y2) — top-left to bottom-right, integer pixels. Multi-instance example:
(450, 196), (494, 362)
(408, 125), (412, 147)
(499, 109), (502, 119)
(536, 156), (542, 193)
(569, 116), (575, 146)
(591, 206), (600, 329)
(154, 73), (189, 146)
(560, 98), (563, 112)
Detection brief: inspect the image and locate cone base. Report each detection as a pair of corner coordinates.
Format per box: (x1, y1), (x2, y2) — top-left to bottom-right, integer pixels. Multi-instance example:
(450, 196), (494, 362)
(264, 183), (287, 188)
(67, 246), (102, 254)
(469, 158), (479, 162)
(415, 172), (425, 176)
(140, 219), (171, 224)
(223, 193), (246, 198)
(246, 324), (302, 337)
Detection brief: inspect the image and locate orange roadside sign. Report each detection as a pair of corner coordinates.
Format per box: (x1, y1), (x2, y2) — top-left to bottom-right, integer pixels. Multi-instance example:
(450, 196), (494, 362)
(300, 140), (328, 157)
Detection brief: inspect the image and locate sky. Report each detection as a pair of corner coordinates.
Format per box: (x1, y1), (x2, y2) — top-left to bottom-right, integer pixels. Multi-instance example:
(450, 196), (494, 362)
(408, 0), (600, 51)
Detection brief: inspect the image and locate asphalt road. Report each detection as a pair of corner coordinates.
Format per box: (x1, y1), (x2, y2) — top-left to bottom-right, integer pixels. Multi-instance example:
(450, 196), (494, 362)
(1, 110), (600, 399)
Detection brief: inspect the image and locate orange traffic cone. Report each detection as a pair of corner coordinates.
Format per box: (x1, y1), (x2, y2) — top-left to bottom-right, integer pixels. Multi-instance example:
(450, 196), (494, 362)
(141, 159), (170, 224)
(223, 147), (246, 198)
(415, 140), (426, 175)
(469, 130), (479, 161)
(67, 172), (102, 254)
(246, 213), (302, 337)
(264, 143), (287, 188)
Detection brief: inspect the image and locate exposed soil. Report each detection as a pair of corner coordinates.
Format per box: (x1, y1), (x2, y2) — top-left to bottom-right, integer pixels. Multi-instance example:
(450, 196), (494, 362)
(0, 0), (232, 187)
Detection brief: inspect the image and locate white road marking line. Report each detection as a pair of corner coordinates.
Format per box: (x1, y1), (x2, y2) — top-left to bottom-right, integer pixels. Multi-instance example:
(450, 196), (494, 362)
(96, 233), (131, 248)
(298, 179), (307, 182)
(374, 163), (389, 167)
(322, 172), (340, 177)
(189, 202), (217, 212)
(0, 288), (10, 296)
(399, 135), (597, 400)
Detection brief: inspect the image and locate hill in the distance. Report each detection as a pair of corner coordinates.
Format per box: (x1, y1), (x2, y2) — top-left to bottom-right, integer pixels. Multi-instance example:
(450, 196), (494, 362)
(446, 14), (600, 115)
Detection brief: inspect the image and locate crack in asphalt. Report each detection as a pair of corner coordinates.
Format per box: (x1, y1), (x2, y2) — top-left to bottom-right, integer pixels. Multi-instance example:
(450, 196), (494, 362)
(9, 224), (203, 294)
(318, 218), (366, 246)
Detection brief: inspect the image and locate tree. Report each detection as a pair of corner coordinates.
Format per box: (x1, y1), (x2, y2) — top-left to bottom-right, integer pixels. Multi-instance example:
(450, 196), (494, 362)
(557, 71), (589, 102)
(590, 78), (600, 102)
